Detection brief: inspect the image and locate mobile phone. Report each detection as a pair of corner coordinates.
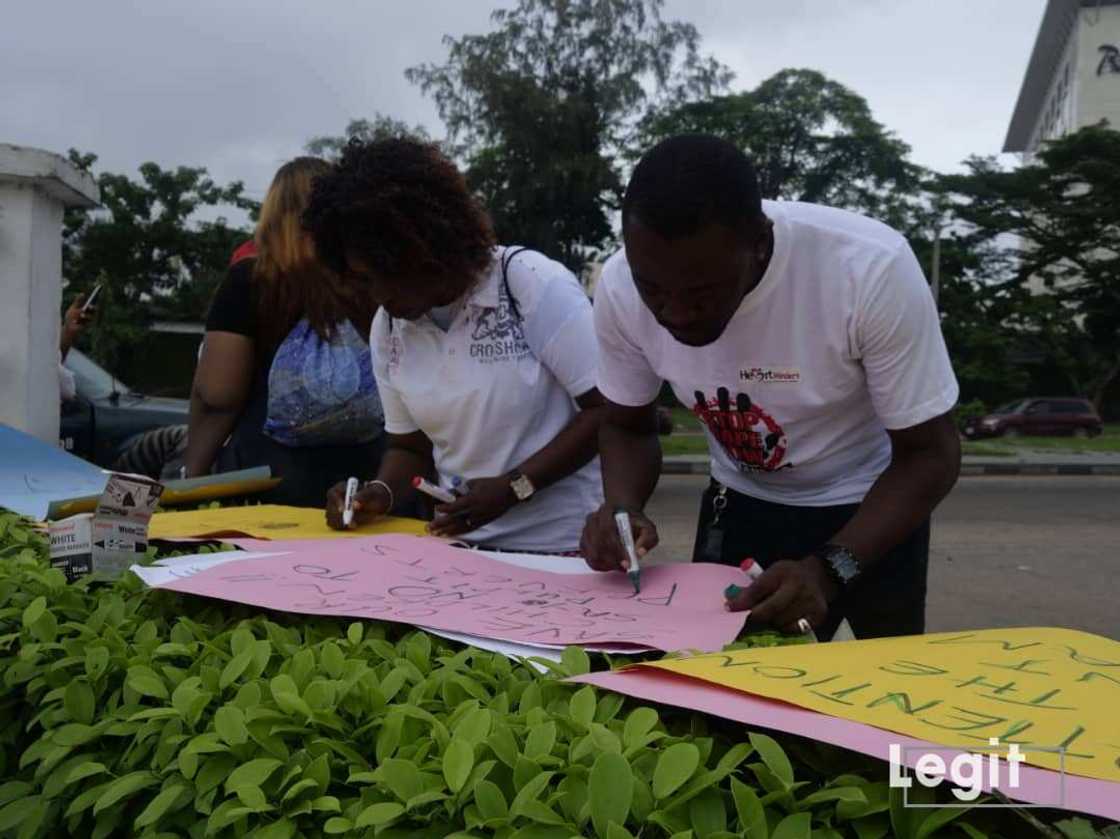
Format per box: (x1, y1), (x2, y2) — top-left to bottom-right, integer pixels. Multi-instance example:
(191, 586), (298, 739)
(81, 284), (102, 312)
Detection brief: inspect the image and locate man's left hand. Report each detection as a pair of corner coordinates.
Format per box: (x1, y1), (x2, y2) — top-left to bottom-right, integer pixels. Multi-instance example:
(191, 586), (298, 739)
(427, 477), (517, 538)
(725, 555), (841, 634)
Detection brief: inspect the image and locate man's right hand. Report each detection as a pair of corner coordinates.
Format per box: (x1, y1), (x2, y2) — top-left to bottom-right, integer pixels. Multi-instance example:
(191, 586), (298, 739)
(580, 504), (659, 572)
(325, 481), (392, 530)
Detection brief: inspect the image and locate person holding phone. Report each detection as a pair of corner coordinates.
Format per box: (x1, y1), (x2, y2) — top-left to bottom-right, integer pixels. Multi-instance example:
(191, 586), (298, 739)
(58, 287), (99, 400)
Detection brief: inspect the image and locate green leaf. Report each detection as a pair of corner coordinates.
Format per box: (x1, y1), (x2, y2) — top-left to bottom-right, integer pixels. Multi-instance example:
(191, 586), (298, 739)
(355, 801), (405, 828)
(85, 646), (109, 680)
(474, 779), (508, 821)
(92, 771), (159, 816)
(0, 797), (38, 832)
(606, 822), (636, 839)
(311, 796), (341, 813)
(0, 782), (33, 808)
(324, 816), (353, 834)
(305, 752), (331, 796)
(219, 646), (254, 690)
(569, 686), (595, 726)
(456, 707), (492, 745)
(589, 752), (633, 837)
(622, 707), (659, 749)
(510, 770), (556, 818)
(64, 679), (96, 724)
(688, 789), (726, 838)
(214, 705), (249, 746)
(226, 758), (283, 793)
(126, 665), (169, 700)
(21, 596), (46, 628)
(524, 720), (556, 760)
(134, 784), (189, 829)
(749, 733), (794, 786)
(771, 812), (811, 839)
(561, 646), (591, 675)
(377, 709), (404, 762)
(65, 761), (109, 785)
(914, 805), (976, 839)
(347, 622), (364, 645)
(653, 743), (701, 799)
(730, 777), (767, 838)
(379, 758), (423, 802)
(799, 786), (868, 808)
(1056, 821), (1101, 839)
(443, 737), (475, 793)
(252, 818), (297, 839)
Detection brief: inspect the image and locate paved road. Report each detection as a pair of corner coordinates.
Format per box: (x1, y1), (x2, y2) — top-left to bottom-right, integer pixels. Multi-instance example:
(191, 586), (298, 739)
(644, 475), (1120, 639)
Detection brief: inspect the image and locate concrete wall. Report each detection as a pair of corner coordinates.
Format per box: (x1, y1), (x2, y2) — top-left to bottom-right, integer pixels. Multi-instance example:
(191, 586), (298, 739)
(1076, 4), (1120, 131)
(0, 145), (98, 443)
(0, 185), (64, 440)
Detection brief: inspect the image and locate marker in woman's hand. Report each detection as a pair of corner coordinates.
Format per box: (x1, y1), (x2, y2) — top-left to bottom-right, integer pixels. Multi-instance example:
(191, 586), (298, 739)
(342, 477), (359, 528)
(412, 476), (457, 504)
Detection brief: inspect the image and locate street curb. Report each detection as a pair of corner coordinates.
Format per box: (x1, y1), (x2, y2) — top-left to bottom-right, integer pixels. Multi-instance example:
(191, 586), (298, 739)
(662, 460), (1120, 477)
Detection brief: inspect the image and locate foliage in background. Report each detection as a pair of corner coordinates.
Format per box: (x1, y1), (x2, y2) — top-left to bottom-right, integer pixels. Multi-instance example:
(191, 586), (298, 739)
(305, 117), (433, 162)
(0, 509), (1117, 838)
(638, 68), (922, 230)
(938, 126), (1120, 411)
(61, 150), (257, 375)
(405, 0), (732, 271)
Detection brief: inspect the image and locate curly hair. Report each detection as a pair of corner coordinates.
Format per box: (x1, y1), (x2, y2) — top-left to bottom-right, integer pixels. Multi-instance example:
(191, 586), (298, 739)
(303, 138), (496, 285)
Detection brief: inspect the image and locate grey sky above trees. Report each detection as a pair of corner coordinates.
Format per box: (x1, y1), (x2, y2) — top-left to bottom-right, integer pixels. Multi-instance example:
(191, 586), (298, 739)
(5, 0), (1042, 204)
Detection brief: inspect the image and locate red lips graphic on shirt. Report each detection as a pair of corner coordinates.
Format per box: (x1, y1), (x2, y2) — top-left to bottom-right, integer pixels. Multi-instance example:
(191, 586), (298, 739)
(692, 387), (792, 472)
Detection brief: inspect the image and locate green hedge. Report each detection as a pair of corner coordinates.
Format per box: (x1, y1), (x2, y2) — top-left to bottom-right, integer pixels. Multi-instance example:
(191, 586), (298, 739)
(0, 510), (1113, 838)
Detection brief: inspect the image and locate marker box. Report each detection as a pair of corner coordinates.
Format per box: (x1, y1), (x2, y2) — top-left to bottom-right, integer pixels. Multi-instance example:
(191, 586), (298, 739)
(48, 473), (164, 582)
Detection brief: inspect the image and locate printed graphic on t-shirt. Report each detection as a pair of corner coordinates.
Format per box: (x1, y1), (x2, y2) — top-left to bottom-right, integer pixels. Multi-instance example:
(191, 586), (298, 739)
(692, 387), (792, 473)
(470, 285), (530, 363)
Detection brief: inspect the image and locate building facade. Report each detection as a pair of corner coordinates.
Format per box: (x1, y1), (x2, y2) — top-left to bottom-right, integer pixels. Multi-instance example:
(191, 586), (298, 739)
(1004, 0), (1120, 157)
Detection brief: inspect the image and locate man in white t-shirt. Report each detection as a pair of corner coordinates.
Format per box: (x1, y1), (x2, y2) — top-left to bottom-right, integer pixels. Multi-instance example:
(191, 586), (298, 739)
(581, 135), (961, 639)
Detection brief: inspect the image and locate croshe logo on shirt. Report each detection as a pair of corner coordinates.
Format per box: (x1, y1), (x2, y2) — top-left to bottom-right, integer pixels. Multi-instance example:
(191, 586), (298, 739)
(692, 386), (792, 473)
(470, 285), (530, 362)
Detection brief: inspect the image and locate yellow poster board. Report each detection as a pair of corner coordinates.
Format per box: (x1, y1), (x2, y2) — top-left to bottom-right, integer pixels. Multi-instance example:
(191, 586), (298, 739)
(640, 627), (1120, 782)
(149, 504), (428, 541)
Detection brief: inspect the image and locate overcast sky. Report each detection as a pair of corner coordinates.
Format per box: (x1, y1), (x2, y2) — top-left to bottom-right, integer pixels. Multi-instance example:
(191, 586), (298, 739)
(3, 0), (1045, 206)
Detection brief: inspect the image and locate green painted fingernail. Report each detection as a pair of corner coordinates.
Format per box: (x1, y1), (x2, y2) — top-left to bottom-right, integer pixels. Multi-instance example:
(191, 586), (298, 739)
(724, 584), (742, 599)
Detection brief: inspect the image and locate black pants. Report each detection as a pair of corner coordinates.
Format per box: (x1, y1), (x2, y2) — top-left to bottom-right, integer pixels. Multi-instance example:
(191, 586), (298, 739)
(692, 480), (929, 640)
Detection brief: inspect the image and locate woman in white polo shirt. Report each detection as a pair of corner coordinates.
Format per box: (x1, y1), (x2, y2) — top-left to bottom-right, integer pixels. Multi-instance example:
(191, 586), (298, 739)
(305, 137), (604, 554)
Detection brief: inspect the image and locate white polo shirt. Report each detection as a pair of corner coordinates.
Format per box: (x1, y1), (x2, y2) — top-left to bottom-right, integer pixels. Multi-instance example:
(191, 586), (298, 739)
(371, 246), (603, 552)
(595, 200), (959, 507)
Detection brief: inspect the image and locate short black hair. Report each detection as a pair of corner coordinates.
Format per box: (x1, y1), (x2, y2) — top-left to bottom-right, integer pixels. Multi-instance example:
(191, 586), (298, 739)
(303, 137), (495, 281)
(622, 134), (763, 239)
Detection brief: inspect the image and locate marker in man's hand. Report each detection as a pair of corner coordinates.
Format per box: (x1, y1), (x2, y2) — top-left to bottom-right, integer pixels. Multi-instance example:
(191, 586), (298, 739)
(342, 477), (359, 529)
(613, 509), (642, 594)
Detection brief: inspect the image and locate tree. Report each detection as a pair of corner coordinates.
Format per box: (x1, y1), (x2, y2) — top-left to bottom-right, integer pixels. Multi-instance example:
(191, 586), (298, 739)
(62, 151), (257, 374)
(939, 125), (1120, 411)
(405, 0), (731, 271)
(305, 115), (431, 161)
(639, 68), (921, 228)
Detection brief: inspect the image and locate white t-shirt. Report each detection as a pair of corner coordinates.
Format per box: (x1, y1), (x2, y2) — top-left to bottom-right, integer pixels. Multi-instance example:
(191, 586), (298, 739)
(595, 200), (959, 507)
(372, 246), (603, 551)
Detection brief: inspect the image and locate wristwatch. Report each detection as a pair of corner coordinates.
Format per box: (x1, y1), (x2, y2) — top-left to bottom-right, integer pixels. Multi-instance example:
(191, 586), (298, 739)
(509, 471), (536, 503)
(813, 543), (861, 589)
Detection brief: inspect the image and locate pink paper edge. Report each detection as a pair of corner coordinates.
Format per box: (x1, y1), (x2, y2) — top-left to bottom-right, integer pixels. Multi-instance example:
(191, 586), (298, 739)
(573, 669), (1120, 822)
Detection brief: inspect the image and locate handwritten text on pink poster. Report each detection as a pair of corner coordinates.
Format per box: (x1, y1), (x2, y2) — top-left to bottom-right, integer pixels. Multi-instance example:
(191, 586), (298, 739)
(156, 535), (746, 652)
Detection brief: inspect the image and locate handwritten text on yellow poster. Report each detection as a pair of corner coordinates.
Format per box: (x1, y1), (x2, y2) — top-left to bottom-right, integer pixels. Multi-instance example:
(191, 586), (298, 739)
(641, 627), (1120, 782)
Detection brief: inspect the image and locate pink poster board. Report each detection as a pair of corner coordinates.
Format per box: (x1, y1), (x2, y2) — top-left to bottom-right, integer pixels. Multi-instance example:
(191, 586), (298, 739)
(573, 669), (1120, 822)
(154, 534), (746, 652)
